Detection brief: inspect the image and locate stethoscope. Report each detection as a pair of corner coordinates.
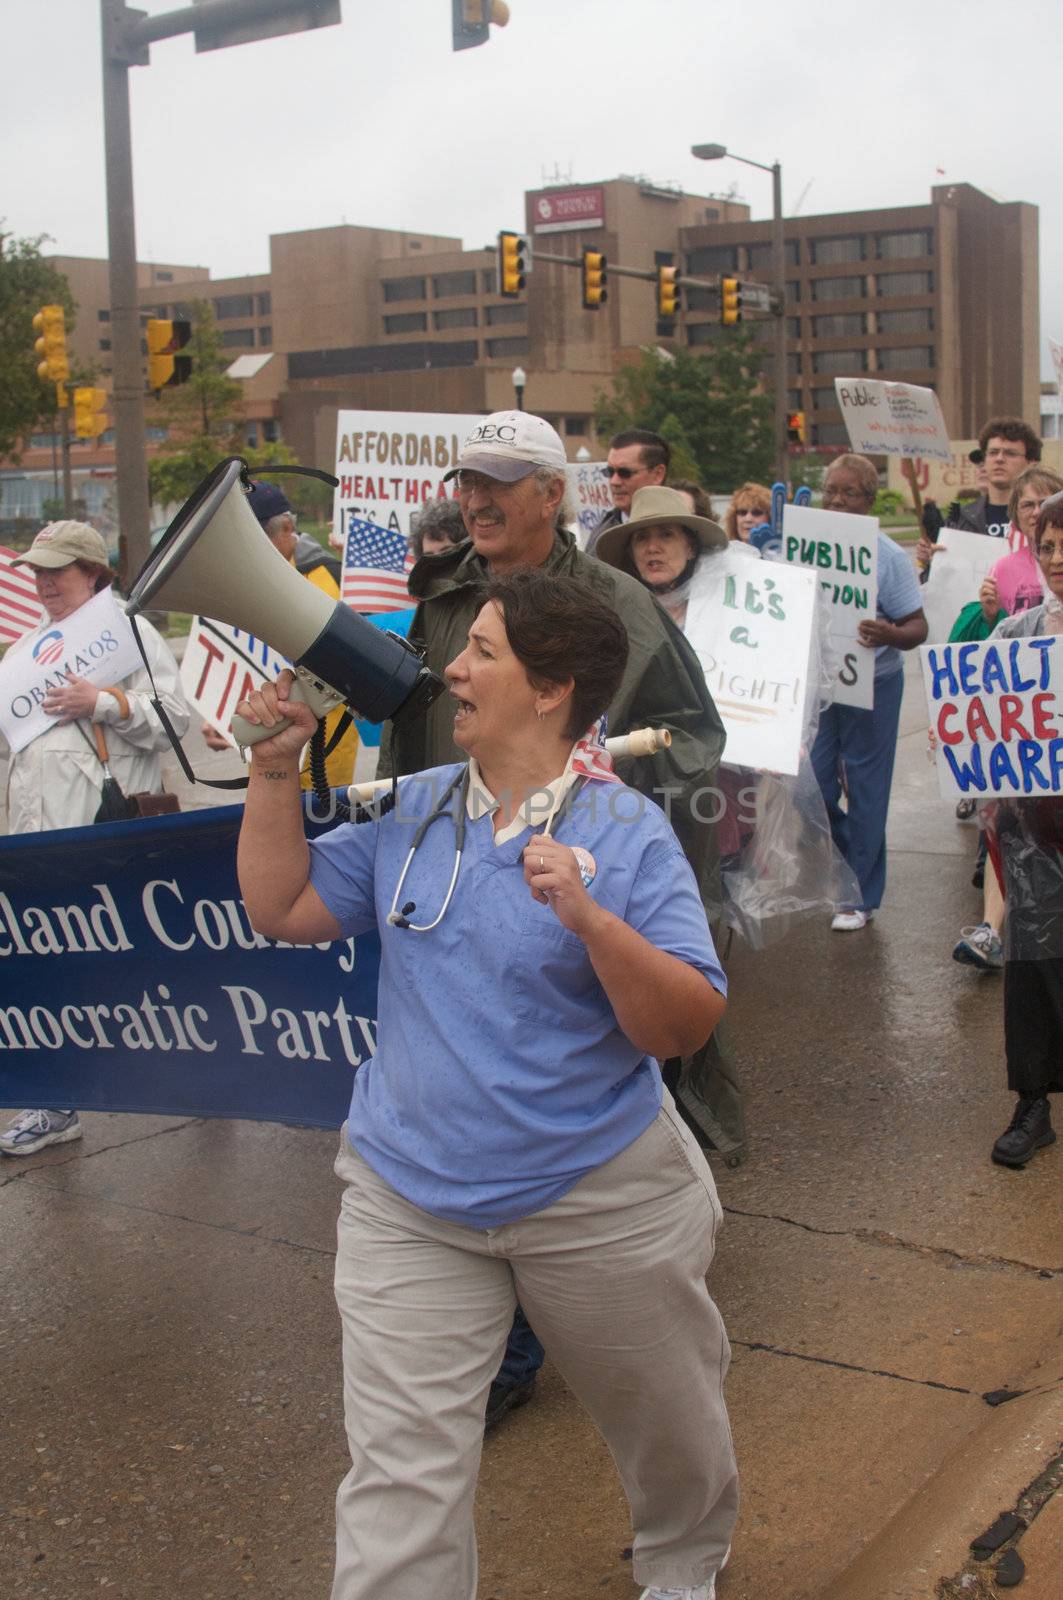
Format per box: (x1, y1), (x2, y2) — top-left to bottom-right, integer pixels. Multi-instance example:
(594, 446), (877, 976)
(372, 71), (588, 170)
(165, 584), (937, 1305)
(385, 760), (585, 933)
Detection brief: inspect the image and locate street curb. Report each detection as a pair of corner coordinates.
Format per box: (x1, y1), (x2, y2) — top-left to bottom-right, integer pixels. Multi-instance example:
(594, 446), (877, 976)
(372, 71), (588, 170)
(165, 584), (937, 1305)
(819, 1339), (1063, 1600)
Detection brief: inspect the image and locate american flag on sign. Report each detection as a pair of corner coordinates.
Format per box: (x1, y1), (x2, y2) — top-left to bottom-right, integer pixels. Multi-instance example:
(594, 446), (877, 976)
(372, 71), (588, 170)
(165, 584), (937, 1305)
(340, 516), (414, 613)
(571, 715), (621, 784)
(0, 547), (46, 644)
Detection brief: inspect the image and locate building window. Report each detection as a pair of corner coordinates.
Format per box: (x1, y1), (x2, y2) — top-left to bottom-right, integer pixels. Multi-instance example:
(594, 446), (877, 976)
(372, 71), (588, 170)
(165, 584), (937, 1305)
(876, 270), (933, 297)
(155, 270), (173, 283)
(687, 323), (722, 347)
(256, 292), (271, 316)
(145, 426), (169, 442)
(221, 327), (255, 348)
(99, 338), (112, 351)
(876, 345), (934, 371)
(432, 270), (477, 298)
(814, 421), (851, 448)
(686, 245), (738, 275)
(876, 230), (933, 261)
(434, 308), (478, 331)
(564, 417), (588, 436)
(384, 312), (429, 334)
(683, 289), (715, 314)
(786, 279), (801, 303)
(482, 268), (497, 294)
(811, 275), (865, 302)
(214, 293), (255, 320)
(747, 240), (800, 272)
(787, 389), (803, 410)
(812, 348), (867, 374)
(382, 276), (426, 303)
(876, 307), (933, 335)
(812, 312), (867, 338)
(259, 325), (272, 345)
(289, 340), (478, 379)
(787, 317), (801, 339)
(97, 308), (110, 322)
(811, 237), (864, 265)
(486, 302), (527, 326)
(263, 419), (280, 443)
(787, 351), (802, 375)
(245, 424), (259, 448)
(486, 336), (530, 358)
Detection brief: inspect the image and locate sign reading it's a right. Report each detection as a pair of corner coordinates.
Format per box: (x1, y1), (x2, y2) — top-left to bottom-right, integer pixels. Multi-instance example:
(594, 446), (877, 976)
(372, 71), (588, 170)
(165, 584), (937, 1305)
(922, 636), (1063, 800)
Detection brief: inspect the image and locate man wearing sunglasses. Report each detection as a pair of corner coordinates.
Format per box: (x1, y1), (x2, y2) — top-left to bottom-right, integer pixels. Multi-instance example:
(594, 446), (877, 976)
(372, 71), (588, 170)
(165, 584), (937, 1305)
(585, 429), (670, 556)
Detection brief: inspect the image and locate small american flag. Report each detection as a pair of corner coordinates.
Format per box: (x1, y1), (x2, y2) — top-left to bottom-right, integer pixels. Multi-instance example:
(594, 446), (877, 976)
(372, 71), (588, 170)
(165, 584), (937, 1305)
(341, 516), (413, 613)
(571, 715), (620, 784)
(0, 547), (46, 644)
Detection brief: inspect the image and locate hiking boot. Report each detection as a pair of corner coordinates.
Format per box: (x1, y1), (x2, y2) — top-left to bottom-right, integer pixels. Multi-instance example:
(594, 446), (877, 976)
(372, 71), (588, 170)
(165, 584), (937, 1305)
(991, 1096), (1055, 1168)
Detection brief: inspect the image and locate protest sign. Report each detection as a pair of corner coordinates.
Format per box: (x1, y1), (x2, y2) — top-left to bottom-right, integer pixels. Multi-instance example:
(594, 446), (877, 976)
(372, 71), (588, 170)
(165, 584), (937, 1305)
(835, 379), (952, 462)
(0, 547), (46, 644)
(922, 636), (1063, 801)
(565, 462), (611, 549)
(781, 503), (878, 709)
(0, 805), (379, 1126)
(332, 409), (481, 549)
(0, 588), (143, 754)
(181, 618), (288, 745)
(684, 548), (817, 774)
(921, 527), (1007, 643)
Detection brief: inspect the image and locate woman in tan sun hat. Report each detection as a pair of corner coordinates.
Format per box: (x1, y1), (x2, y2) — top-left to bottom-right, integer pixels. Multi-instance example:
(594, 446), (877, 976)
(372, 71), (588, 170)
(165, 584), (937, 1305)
(594, 485), (727, 628)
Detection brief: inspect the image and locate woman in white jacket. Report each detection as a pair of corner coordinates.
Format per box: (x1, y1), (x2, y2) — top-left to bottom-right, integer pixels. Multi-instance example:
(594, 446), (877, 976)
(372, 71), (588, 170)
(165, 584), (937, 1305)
(0, 520), (190, 1154)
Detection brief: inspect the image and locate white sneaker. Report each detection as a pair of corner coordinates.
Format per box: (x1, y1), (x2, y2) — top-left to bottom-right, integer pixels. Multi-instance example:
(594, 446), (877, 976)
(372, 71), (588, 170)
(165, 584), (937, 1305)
(639, 1585), (714, 1600)
(831, 908), (871, 931)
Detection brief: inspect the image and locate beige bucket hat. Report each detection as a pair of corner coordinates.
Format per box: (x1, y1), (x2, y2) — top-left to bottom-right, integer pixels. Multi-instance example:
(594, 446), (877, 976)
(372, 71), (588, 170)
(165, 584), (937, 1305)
(594, 485), (728, 569)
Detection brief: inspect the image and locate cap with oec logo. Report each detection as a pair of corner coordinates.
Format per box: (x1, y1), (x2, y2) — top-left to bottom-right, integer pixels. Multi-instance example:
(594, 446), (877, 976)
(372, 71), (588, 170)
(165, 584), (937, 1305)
(13, 521), (112, 571)
(444, 411), (568, 483)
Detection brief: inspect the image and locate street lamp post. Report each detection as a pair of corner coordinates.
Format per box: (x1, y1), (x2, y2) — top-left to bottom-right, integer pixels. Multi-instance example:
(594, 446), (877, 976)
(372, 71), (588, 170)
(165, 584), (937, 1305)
(511, 365), (527, 412)
(692, 143), (788, 487)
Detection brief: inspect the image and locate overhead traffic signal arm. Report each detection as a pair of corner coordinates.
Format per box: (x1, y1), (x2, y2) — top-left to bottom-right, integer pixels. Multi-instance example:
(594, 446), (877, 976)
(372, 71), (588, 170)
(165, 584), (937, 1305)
(146, 318), (192, 392)
(581, 249), (608, 310)
(498, 231), (527, 297)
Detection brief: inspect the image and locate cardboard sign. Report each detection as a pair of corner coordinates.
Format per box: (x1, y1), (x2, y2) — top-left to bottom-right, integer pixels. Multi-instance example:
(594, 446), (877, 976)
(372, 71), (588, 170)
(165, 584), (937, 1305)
(0, 589), (143, 755)
(835, 379), (951, 462)
(922, 636), (1063, 800)
(332, 409), (482, 549)
(180, 619), (288, 747)
(565, 462), (612, 549)
(921, 527), (1006, 643)
(684, 548), (817, 774)
(781, 504), (878, 709)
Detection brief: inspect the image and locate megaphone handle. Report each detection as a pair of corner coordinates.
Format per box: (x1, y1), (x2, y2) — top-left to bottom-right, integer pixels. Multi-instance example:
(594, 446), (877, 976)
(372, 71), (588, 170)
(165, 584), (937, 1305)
(230, 673), (340, 749)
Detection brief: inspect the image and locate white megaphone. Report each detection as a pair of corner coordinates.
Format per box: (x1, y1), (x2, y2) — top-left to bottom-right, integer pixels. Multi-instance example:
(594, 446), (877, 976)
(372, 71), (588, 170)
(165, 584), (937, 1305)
(126, 457), (443, 746)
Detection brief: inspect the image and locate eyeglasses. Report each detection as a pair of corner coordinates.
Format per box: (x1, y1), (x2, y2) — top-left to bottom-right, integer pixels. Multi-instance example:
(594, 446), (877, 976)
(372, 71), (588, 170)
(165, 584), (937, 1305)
(823, 486), (871, 507)
(1018, 498), (1046, 515)
(607, 466), (640, 480)
(1037, 537), (1063, 560)
(985, 447), (1026, 461)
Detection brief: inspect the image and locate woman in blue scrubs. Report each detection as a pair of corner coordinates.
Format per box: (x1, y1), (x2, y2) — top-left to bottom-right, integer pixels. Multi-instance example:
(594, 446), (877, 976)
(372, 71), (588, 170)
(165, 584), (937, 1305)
(236, 569), (737, 1600)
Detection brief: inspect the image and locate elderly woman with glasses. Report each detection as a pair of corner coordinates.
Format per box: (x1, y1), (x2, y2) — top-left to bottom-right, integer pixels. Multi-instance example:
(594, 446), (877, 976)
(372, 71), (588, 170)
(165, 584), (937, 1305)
(811, 454), (928, 931)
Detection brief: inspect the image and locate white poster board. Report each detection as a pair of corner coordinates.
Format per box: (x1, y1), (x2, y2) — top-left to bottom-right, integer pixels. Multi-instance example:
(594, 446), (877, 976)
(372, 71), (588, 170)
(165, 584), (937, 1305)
(180, 619), (288, 747)
(0, 589), (144, 754)
(922, 636), (1063, 800)
(684, 548), (817, 774)
(781, 504), (879, 710)
(565, 462), (612, 549)
(921, 528), (1004, 644)
(834, 379), (952, 461)
(332, 409), (482, 550)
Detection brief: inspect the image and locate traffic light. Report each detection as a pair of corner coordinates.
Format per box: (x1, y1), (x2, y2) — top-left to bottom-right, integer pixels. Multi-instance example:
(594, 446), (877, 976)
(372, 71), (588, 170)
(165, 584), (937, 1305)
(787, 410), (806, 445)
(720, 278), (742, 326)
(657, 265), (680, 321)
(452, 0), (510, 50)
(146, 318), (192, 391)
(581, 249), (608, 310)
(74, 387), (110, 441)
(498, 231), (527, 297)
(33, 305), (70, 384)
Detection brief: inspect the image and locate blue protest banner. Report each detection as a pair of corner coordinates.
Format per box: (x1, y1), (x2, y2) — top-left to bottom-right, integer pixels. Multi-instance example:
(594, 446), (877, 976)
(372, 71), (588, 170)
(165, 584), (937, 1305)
(0, 805), (380, 1126)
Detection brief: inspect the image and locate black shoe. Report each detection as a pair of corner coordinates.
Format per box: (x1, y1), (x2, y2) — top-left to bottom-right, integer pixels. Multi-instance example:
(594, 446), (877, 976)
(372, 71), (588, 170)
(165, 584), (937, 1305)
(484, 1377), (536, 1433)
(971, 863), (985, 889)
(991, 1096), (1055, 1168)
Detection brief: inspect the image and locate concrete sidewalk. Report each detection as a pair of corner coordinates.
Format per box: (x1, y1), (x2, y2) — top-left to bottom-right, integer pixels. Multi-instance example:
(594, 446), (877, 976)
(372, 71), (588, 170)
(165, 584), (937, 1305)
(2, 650), (1061, 1599)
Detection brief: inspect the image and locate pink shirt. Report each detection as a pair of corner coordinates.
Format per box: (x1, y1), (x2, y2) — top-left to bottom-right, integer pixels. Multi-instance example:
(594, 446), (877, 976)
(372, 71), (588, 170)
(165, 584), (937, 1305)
(990, 545), (1044, 617)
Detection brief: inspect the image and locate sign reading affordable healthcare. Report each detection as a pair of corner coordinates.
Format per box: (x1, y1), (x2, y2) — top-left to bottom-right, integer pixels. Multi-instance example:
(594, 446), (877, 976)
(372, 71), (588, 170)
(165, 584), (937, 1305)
(565, 462), (611, 549)
(684, 549), (817, 775)
(834, 379), (952, 462)
(781, 504), (878, 710)
(332, 409), (481, 550)
(922, 636), (1063, 800)
(0, 806), (380, 1126)
(0, 588), (143, 755)
(181, 618), (288, 746)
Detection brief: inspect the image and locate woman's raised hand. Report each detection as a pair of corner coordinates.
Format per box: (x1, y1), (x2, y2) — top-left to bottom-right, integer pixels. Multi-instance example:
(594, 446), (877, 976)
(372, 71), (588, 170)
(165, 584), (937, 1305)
(522, 834), (600, 939)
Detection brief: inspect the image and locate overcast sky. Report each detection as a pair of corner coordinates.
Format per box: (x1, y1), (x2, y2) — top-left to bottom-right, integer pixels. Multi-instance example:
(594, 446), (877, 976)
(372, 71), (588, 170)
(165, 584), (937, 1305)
(5, 0), (1060, 384)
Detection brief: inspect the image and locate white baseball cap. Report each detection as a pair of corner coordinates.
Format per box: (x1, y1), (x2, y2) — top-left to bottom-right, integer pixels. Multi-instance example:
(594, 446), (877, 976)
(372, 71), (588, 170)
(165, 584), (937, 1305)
(444, 411), (568, 483)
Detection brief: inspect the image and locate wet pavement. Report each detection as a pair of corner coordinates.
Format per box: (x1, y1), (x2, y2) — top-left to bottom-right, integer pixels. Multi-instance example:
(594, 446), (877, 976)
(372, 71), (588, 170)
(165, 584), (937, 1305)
(2, 650), (1061, 1599)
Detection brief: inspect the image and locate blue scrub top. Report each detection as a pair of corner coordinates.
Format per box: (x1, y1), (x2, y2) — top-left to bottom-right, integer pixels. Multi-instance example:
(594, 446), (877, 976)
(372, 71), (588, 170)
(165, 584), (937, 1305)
(308, 764), (726, 1228)
(874, 532), (924, 680)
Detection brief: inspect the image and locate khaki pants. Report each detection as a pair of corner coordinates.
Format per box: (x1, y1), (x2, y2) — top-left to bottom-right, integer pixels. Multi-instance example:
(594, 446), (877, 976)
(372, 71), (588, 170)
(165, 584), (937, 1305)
(331, 1099), (738, 1599)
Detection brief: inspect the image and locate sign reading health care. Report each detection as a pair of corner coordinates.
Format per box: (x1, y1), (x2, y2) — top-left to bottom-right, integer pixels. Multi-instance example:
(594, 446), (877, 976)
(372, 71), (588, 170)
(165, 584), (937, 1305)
(684, 548), (817, 775)
(835, 379), (952, 461)
(781, 503), (878, 710)
(0, 588), (143, 754)
(0, 805), (379, 1126)
(921, 636), (1063, 800)
(332, 409), (481, 550)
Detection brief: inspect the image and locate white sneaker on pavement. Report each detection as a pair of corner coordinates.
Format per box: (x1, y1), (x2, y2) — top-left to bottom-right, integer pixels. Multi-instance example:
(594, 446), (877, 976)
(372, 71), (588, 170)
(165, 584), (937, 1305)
(831, 908), (871, 931)
(639, 1585), (714, 1600)
(0, 1109), (82, 1156)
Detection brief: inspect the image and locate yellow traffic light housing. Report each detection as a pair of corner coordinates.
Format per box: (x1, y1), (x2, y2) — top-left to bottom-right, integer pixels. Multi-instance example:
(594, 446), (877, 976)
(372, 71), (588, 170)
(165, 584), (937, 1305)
(657, 265), (680, 321)
(581, 249), (608, 310)
(74, 387), (110, 441)
(33, 305), (70, 384)
(146, 318), (192, 391)
(453, 0), (510, 50)
(787, 410), (806, 445)
(720, 278), (742, 325)
(497, 231), (527, 298)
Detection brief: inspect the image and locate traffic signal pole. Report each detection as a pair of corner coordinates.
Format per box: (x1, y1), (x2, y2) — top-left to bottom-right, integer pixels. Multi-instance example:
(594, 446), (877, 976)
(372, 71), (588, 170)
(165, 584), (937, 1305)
(771, 160), (788, 488)
(59, 400), (74, 518)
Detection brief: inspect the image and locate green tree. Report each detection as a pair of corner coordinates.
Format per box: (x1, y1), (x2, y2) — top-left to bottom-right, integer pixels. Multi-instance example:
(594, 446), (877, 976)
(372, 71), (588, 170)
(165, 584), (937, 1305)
(0, 229), (79, 459)
(594, 330), (774, 492)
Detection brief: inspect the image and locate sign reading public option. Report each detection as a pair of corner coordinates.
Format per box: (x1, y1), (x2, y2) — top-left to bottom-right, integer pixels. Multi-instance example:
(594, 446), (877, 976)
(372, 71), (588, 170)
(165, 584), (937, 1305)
(781, 503), (879, 710)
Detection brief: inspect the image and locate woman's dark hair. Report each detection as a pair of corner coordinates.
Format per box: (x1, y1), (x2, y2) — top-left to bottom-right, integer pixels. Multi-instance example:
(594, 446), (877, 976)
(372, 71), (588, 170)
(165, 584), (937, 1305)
(409, 498), (467, 561)
(75, 558), (114, 595)
(482, 570), (629, 740)
(668, 478), (714, 518)
(1035, 491), (1063, 547)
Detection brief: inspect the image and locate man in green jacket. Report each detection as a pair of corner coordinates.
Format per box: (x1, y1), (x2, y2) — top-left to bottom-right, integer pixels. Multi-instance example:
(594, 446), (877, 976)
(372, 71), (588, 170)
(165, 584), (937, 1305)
(380, 410), (744, 1162)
